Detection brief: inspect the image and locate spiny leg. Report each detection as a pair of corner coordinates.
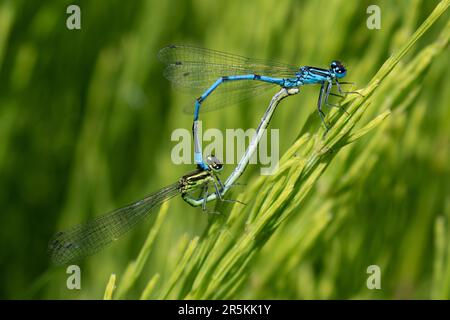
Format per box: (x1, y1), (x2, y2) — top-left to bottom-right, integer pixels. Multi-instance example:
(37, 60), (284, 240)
(215, 175), (225, 191)
(216, 175), (246, 190)
(324, 80), (333, 105)
(201, 181), (219, 214)
(336, 81), (355, 85)
(335, 80), (364, 97)
(213, 178), (246, 206)
(317, 81), (330, 131)
(200, 182), (222, 215)
(201, 182), (209, 212)
(324, 80), (349, 115)
(329, 92), (345, 99)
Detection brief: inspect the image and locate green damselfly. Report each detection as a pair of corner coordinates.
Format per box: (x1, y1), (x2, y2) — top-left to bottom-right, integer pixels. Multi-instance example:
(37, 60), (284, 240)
(48, 155), (225, 265)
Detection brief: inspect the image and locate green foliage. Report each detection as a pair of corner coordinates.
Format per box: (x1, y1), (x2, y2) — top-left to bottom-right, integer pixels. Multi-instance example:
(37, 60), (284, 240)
(0, 0), (449, 299)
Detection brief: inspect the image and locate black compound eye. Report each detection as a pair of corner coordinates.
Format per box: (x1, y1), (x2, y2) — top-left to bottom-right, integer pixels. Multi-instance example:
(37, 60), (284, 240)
(206, 155), (223, 172)
(331, 60), (343, 68)
(331, 61), (346, 73)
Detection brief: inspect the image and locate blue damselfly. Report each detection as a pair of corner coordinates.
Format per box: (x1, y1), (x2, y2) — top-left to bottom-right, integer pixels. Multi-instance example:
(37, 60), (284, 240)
(159, 45), (359, 170)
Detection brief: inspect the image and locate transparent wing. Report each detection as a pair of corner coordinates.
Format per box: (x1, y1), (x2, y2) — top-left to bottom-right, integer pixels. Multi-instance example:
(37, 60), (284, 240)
(48, 182), (181, 265)
(159, 45), (296, 113)
(158, 44), (298, 90)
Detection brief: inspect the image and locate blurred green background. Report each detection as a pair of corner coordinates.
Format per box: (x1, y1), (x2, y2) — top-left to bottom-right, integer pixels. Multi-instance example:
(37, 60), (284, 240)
(0, 0), (449, 299)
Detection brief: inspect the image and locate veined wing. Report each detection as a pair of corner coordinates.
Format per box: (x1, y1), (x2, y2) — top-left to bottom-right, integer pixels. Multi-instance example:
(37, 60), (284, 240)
(48, 182), (181, 265)
(158, 44), (298, 90)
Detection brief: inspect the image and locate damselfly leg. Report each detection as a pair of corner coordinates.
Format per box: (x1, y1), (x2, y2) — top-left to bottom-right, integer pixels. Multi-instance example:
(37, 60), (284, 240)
(317, 82), (331, 130)
(213, 175), (246, 205)
(317, 79), (364, 131)
(324, 81), (350, 115)
(335, 80), (365, 97)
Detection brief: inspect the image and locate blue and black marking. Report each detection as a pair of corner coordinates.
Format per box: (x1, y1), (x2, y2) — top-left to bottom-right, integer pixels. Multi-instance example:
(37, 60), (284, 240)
(190, 62), (349, 166)
(160, 45), (350, 168)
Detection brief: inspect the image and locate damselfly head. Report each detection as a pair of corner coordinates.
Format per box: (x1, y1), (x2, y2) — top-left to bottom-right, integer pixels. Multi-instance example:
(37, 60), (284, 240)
(330, 60), (346, 78)
(206, 154), (223, 172)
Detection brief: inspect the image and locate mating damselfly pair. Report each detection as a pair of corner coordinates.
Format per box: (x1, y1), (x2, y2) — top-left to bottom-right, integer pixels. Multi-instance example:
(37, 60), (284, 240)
(49, 45), (359, 265)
